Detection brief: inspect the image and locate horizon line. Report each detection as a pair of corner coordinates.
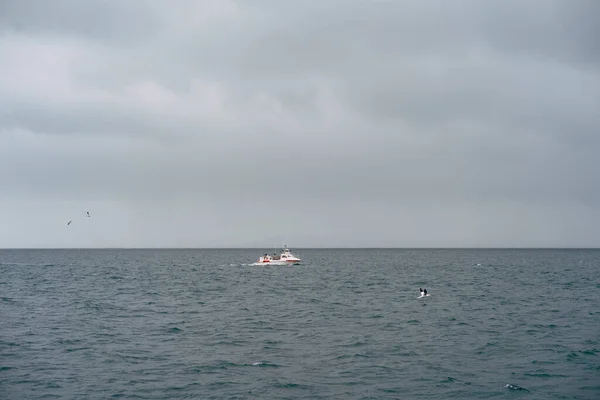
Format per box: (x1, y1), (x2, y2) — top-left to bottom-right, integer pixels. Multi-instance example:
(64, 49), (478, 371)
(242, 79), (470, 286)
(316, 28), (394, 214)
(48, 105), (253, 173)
(1, 246), (599, 250)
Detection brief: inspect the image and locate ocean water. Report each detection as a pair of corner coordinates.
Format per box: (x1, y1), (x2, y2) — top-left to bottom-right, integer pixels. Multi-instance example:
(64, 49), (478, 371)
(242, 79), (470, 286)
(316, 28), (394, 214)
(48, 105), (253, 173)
(1, 248), (599, 399)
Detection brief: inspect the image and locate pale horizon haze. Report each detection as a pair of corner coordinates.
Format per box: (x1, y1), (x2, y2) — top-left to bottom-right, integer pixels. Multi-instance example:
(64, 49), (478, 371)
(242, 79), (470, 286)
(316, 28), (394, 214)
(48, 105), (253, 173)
(1, 0), (599, 249)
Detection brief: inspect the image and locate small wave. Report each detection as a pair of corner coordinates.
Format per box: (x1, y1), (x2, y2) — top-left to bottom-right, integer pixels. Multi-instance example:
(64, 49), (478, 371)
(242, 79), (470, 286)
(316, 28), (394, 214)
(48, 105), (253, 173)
(252, 361), (280, 368)
(580, 384), (600, 391)
(189, 360), (281, 372)
(273, 382), (312, 389)
(0, 341), (21, 347)
(1, 297), (16, 303)
(66, 347), (91, 352)
(165, 385), (188, 391)
(56, 339), (82, 345)
(524, 372), (568, 378)
(334, 353), (369, 360)
(531, 360), (555, 365)
(340, 341), (368, 347)
(189, 361), (238, 372)
(378, 388), (400, 393)
(210, 340), (247, 347)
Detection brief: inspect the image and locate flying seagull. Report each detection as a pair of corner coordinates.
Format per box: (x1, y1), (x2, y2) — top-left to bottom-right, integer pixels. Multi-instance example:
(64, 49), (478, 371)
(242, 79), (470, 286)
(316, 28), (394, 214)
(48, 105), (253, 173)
(67, 221), (72, 226)
(86, 212), (90, 217)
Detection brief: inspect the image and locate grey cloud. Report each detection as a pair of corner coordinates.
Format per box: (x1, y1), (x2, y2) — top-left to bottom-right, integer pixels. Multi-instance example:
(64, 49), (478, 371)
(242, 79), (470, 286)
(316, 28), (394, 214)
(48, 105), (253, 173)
(0, 0), (165, 45)
(1, 97), (206, 141)
(477, 0), (600, 67)
(1, 0), (599, 247)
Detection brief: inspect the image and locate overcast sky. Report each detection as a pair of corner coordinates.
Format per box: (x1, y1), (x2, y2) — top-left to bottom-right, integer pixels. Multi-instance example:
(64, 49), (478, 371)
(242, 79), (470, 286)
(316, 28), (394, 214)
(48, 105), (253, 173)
(1, 0), (599, 248)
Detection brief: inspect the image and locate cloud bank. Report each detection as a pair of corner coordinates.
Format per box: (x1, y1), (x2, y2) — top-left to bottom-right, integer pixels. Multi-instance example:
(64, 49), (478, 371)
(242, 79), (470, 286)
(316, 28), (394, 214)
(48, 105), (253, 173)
(1, 0), (599, 247)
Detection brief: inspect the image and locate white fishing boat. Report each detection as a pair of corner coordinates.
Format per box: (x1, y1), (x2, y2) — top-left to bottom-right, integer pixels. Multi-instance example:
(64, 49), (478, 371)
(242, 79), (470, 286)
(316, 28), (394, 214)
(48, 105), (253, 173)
(250, 246), (301, 266)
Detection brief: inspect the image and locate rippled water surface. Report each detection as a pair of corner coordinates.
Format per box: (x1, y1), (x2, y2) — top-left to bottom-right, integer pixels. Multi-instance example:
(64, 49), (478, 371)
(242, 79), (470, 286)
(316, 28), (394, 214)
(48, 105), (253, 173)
(1, 248), (599, 399)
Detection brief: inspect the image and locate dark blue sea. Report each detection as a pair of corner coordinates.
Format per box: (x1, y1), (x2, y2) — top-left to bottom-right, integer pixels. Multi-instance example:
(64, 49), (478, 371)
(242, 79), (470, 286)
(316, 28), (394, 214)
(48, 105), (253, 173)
(1, 249), (599, 399)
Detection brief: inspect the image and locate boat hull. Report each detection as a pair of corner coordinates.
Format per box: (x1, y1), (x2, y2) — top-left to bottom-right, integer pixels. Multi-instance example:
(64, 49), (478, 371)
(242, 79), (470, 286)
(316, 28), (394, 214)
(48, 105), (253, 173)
(250, 260), (300, 266)
(250, 262), (300, 267)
